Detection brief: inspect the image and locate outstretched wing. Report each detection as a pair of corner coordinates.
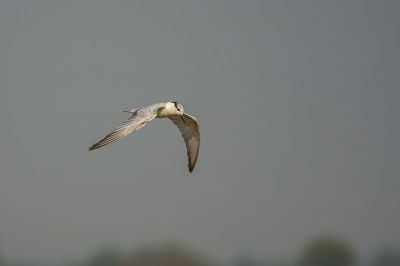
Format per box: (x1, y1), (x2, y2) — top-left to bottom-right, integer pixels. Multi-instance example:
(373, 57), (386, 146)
(89, 108), (158, 151)
(169, 113), (200, 173)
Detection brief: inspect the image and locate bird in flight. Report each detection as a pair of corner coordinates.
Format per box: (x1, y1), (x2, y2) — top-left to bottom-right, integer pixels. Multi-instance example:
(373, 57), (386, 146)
(89, 101), (200, 173)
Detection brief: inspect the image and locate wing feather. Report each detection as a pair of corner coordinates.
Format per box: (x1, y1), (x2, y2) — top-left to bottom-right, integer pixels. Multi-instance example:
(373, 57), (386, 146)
(169, 113), (200, 172)
(89, 109), (157, 150)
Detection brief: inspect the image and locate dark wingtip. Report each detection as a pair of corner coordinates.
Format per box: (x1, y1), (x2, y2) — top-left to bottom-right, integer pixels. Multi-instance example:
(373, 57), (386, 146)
(88, 145), (97, 151)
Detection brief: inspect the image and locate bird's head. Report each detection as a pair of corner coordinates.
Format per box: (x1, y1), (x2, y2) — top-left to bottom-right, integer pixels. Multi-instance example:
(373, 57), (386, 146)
(169, 101), (185, 122)
(167, 101), (184, 115)
(174, 102), (184, 115)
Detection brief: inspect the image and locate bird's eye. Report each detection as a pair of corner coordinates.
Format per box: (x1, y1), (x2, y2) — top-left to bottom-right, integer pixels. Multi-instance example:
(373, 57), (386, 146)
(177, 108), (180, 111)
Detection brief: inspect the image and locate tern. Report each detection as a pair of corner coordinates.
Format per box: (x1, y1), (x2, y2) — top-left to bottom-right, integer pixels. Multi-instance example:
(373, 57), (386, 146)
(89, 101), (200, 172)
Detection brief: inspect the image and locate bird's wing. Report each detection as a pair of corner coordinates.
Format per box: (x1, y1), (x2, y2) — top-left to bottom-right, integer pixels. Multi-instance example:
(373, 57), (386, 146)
(169, 113), (200, 173)
(89, 108), (158, 150)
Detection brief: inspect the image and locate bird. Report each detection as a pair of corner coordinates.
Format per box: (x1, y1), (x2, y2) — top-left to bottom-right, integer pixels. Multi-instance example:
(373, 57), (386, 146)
(89, 101), (200, 173)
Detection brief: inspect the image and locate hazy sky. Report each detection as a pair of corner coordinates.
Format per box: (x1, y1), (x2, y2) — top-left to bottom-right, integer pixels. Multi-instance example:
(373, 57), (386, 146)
(0, 0), (399, 262)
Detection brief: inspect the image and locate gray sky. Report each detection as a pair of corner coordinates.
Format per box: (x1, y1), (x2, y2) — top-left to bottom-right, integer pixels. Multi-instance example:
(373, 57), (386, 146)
(0, 0), (399, 262)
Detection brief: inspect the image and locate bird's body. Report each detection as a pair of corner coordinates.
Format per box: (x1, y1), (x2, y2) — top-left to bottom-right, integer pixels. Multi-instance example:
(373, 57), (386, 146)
(89, 101), (200, 172)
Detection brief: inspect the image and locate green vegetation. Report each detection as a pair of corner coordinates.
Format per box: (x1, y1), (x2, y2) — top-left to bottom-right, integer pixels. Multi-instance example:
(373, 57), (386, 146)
(298, 237), (355, 266)
(1, 238), (398, 266)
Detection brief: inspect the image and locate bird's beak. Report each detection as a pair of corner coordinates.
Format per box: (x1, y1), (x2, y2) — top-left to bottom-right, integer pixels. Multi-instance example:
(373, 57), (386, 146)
(180, 114), (185, 123)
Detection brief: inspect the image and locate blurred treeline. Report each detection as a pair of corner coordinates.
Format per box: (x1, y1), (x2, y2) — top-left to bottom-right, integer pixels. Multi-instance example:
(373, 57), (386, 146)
(0, 236), (399, 266)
